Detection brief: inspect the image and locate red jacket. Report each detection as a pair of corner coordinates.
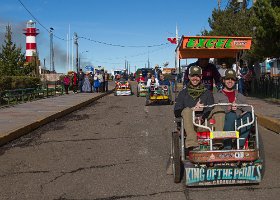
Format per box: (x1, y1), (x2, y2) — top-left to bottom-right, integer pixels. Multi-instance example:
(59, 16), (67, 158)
(136, 77), (146, 83)
(63, 76), (71, 85)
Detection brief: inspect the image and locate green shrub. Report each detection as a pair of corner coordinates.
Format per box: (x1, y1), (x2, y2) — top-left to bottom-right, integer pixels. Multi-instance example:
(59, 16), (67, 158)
(0, 76), (41, 91)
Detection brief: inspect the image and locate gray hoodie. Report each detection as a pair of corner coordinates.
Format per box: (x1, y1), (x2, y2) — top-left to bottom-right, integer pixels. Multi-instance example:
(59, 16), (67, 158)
(214, 90), (250, 116)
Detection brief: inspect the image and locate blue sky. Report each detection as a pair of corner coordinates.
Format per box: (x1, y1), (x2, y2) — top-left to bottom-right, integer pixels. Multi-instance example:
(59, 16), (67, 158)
(0, 0), (227, 73)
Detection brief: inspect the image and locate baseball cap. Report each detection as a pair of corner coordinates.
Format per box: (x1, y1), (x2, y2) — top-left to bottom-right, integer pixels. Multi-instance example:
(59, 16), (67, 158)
(189, 65), (202, 76)
(224, 69), (237, 80)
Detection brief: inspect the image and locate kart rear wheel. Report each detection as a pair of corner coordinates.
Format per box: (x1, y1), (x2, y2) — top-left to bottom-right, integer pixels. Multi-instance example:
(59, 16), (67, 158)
(171, 131), (182, 183)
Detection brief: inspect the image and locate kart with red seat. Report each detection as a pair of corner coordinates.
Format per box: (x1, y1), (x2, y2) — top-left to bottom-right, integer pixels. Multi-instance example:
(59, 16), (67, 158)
(170, 36), (264, 186)
(114, 80), (132, 96)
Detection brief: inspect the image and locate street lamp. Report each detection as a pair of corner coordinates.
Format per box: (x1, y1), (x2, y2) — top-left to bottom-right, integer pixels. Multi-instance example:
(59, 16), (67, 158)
(79, 50), (89, 70)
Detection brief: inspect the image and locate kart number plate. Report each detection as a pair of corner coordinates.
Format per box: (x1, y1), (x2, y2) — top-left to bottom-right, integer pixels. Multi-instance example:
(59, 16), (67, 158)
(210, 131), (239, 139)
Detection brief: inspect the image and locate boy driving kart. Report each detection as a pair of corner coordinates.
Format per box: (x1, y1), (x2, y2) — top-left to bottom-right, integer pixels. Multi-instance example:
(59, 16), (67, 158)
(214, 68), (252, 149)
(174, 66), (214, 151)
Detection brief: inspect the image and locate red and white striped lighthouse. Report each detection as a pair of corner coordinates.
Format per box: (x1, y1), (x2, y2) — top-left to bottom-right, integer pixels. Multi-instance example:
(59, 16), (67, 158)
(23, 20), (39, 62)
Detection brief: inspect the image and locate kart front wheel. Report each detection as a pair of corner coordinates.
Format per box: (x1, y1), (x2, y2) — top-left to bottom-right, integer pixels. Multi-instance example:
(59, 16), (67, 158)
(171, 131), (182, 183)
(145, 99), (149, 106)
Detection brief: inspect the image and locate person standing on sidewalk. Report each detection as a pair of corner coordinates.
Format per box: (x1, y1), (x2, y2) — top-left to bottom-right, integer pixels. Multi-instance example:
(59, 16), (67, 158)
(98, 71), (104, 92)
(104, 70), (109, 92)
(214, 68), (252, 149)
(77, 69), (85, 93)
(88, 72), (94, 93)
(63, 75), (71, 94)
(93, 71), (100, 93)
(72, 72), (78, 93)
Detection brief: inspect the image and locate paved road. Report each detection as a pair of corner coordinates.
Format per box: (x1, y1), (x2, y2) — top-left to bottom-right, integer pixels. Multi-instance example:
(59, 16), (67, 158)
(0, 83), (279, 200)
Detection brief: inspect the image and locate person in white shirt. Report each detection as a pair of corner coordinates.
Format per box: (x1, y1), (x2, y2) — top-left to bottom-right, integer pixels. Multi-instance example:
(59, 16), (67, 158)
(146, 75), (159, 87)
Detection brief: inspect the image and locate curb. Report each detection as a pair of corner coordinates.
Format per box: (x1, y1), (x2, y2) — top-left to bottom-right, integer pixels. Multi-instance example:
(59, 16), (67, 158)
(0, 90), (114, 146)
(256, 113), (280, 134)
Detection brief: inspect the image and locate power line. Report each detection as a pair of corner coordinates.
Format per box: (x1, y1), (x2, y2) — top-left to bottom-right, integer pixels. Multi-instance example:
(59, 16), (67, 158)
(17, 0), (169, 47)
(17, 0), (70, 41)
(90, 44), (172, 65)
(79, 36), (170, 48)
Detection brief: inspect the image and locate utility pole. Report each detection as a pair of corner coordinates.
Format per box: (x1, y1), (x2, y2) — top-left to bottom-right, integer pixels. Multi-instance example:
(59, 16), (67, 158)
(74, 32), (79, 72)
(175, 24), (180, 74)
(218, 0), (221, 10)
(49, 27), (55, 72)
(148, 49), (150, 68)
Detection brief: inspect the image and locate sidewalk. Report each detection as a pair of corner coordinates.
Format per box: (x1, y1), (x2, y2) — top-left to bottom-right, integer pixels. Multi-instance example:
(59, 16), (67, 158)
(0, 84), (114, 146)
(246, 97), (280, 134)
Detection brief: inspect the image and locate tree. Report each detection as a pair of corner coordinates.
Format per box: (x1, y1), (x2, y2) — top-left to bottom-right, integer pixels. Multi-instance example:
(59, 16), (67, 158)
(205, 0), (253, 37)
(0, 25), (25, 76)
(252, 0), (280, 58)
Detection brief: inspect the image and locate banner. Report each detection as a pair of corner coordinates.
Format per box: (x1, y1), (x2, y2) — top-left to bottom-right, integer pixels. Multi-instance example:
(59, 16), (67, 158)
(185, 165), (262, 186)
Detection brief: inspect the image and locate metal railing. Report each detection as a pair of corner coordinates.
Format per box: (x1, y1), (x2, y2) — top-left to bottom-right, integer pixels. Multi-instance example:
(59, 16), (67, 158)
(0, 81), (64, 108)
(250, 76), (280, 99)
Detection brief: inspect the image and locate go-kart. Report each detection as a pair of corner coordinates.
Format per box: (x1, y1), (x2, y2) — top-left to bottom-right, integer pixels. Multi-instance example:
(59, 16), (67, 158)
(171, 103), (264, 186)
(136, 81), (148, 97)
(114, 80), (132, 96)
(145, 84), (173, 106)
(170, 35), (264, 186)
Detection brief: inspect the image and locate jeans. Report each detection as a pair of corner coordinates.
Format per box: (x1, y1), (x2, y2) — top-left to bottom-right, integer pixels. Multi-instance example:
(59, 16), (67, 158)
(78, 80), (84, 92)
(238, 78), (244, 94)
(171, 81), (175, 92)
(104, 81), (108, 92)
(223, 111), (252, 149)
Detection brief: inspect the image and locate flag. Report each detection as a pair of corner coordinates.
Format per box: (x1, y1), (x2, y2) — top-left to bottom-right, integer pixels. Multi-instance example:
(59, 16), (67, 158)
(167, 37), (177, 44)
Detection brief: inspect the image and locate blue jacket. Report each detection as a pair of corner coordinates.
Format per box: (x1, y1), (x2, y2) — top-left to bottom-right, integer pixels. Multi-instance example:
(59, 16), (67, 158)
(158, 79), (170, 86)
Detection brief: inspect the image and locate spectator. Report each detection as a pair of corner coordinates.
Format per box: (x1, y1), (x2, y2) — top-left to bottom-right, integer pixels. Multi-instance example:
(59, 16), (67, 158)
(93, 71), (100, 93)
(153, 64), (162, 80)
(98, 71), (104, 92)
(240, 62), (252, 96)
(104, 70), (110, 92)
(218, 63), (228, 78)
(170, 69), (177, 92)
(77, 69), (85, 93)
(184, 58), (222, 91)
(72, 72), (78, 93)
(82, 73), (92, 93)
(88, 72), (94, 92)
(63, 75), (71, 94)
